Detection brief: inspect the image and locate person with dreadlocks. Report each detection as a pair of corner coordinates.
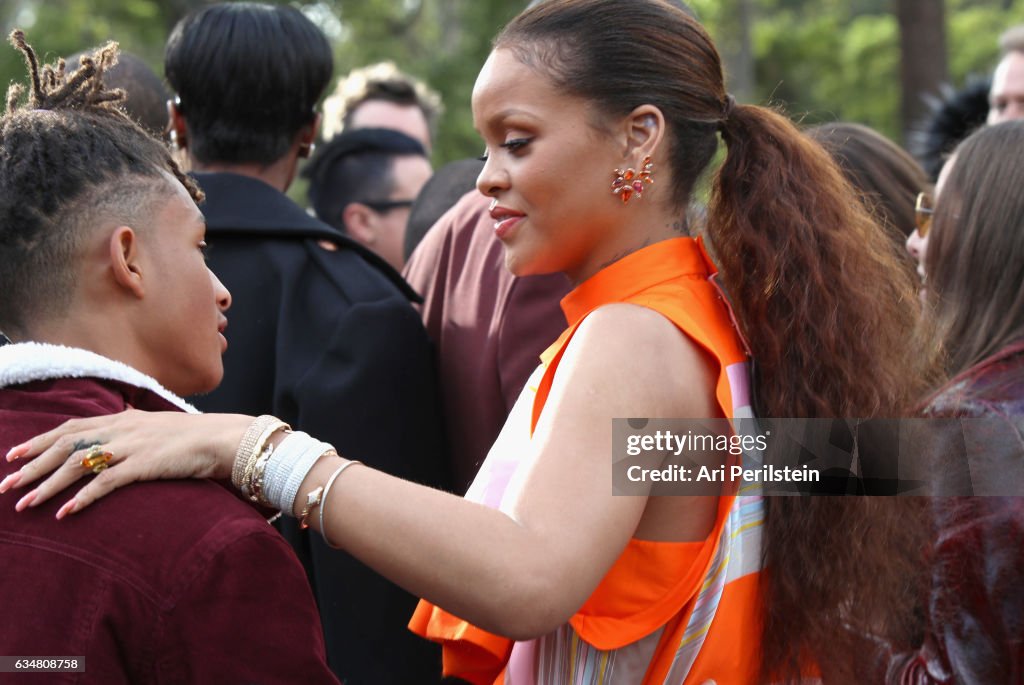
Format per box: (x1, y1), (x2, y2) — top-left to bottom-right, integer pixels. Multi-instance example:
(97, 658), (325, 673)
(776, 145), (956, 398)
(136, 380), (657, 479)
(0, 32), (339, 683)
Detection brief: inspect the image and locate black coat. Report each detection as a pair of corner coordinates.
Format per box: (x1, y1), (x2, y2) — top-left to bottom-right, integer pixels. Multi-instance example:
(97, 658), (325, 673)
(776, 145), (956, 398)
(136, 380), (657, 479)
(192, 172), (448, 684)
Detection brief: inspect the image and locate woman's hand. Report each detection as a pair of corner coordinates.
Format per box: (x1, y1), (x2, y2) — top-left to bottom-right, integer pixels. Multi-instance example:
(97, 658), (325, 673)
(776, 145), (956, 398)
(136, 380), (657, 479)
(0, 410), (252, 517)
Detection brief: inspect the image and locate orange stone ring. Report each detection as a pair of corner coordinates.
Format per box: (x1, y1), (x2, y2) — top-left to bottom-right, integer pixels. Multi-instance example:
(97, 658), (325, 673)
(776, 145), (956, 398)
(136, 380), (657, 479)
(80, 445), (113, 474)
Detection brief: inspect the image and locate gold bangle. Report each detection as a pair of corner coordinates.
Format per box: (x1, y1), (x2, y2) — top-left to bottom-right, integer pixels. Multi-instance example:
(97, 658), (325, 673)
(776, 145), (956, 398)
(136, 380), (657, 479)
(298, 486), (325, 529)
(319, 459), (362, 549)
(232, 415), (288, 488)
(233, 418), (290, 491)
(246, 442), (276, 504)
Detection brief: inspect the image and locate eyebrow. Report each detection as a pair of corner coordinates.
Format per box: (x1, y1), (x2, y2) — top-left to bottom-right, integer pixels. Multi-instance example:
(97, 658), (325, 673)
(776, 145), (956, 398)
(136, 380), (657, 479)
(482, 107), (538, 130)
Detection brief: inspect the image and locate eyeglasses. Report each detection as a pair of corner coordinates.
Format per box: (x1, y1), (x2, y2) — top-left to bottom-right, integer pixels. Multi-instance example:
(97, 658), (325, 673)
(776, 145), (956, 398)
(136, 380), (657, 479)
(914, 192), (934, 237)
(363, 199), (416, 214)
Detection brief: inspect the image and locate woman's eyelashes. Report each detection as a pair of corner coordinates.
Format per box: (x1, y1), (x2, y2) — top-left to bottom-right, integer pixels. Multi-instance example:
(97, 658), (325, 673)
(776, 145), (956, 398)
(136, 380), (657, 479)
(501, 137), (532, 153)
(479, 137), (533, 162)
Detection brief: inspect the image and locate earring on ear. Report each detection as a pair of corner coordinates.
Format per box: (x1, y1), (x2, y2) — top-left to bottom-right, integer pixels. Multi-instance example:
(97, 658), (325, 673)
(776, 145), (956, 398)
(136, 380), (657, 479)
(168, 129), (180, 151)
(299, 142), (316, 159)
(612, 156), (654, 204)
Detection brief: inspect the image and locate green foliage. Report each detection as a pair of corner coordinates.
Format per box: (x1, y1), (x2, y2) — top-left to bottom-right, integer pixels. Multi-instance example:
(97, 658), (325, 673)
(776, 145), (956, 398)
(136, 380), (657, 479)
(4, 0), (1024, 165)
(948, 4), (1024, 78)
(688, 0), (1024, 141)
(1, 0), (184, 103)
(321, 0), (521, 165)
(754, 12), (900, 135)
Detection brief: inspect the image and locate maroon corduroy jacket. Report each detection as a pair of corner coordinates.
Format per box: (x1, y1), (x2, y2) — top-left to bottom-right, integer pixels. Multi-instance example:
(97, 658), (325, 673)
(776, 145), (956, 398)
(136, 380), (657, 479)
(0, 372), (340, 684)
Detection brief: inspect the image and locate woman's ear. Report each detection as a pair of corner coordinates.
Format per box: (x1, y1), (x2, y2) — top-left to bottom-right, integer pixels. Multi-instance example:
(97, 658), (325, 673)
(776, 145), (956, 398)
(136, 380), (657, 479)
(622, 104), (666, 160)
(298, 113), (322, 158)
(167, 98), (189, 151)
(108, 226), (146, 299)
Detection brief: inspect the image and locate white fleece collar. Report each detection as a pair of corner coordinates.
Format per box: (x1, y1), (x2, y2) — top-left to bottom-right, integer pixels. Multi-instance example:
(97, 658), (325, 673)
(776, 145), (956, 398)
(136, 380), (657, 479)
(0, 342), (198, 413)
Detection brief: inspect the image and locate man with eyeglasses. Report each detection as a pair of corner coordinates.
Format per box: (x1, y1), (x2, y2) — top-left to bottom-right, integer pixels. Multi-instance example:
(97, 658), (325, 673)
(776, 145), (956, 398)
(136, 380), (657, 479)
(304, 128), (432, 272)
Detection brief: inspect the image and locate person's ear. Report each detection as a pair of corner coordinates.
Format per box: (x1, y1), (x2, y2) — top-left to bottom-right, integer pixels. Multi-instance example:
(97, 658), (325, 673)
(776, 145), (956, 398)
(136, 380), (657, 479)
(298, 114), (321, 158)
(342, 203), (378, 246)
(108, 226), (145, 299)
(621, 104), (665, 161)
(167, 97), (188, 151)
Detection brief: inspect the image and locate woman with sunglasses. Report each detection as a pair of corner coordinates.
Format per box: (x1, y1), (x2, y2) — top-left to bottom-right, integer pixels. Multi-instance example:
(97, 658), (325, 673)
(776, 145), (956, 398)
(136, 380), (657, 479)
(906, 184), (938, 286)
(890, 120), (1024, 683)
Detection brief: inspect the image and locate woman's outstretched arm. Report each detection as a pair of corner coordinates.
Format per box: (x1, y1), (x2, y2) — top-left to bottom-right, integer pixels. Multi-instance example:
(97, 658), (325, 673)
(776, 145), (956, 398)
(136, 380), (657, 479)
(2, 304), (720, 639)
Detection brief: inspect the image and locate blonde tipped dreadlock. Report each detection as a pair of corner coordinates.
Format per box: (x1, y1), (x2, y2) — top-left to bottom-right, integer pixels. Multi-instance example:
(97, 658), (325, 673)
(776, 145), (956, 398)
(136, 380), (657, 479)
(5, 30), (201, 203)
(8, 30), (122, 112)
(0, 32), (203, 335)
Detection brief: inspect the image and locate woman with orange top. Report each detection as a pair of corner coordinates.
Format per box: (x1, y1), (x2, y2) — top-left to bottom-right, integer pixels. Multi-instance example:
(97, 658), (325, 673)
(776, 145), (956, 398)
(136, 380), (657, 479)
(1, 1), (933, 682)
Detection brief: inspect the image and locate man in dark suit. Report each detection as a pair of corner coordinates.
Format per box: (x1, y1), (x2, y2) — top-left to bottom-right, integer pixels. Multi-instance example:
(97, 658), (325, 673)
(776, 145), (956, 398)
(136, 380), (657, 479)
(164, 5), (448, 683)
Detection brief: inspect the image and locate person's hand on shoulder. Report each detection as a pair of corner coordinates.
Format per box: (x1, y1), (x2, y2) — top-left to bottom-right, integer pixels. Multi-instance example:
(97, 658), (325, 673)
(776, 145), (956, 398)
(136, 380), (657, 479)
(0, 410), (250, 516)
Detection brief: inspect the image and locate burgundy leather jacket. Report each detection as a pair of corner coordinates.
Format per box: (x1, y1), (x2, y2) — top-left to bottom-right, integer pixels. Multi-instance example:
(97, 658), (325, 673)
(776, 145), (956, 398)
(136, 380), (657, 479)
(888, 341), (1024, 684)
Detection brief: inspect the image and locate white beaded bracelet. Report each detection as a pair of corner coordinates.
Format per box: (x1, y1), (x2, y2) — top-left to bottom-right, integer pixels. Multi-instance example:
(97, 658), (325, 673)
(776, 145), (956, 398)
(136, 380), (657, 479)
(279, 439), (335, 514)
(319, 460), (362, 549)
(259, 431), (335, 513)
(263, 431), (315, 508)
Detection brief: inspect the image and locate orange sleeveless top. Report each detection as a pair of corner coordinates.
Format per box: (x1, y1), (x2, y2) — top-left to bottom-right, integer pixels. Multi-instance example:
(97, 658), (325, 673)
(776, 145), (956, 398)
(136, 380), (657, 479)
(410, 237), (765, 684)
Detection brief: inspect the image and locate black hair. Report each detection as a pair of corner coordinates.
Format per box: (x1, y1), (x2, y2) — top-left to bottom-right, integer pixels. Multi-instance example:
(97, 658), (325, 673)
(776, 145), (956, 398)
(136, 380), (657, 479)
(0, 31), (201, 337)
(164, 2), (333, 165)
(908, 77), (991, 181)
(302, 127), (427, 233)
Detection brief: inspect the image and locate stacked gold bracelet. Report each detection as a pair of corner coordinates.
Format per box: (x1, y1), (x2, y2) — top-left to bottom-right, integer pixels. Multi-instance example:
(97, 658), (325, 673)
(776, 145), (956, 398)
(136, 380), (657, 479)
(232, 416), (344, 518)
(232, 415), (290, 493)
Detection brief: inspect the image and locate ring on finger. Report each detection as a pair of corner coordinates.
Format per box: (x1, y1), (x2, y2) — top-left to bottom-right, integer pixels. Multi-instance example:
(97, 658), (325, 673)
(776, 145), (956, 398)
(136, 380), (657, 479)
(81, 445), (113, 474)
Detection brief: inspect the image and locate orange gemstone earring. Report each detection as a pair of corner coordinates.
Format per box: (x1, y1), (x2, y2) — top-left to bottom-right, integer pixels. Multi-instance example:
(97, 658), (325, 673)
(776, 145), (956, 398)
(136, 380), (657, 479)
(612, 156), (654, 204)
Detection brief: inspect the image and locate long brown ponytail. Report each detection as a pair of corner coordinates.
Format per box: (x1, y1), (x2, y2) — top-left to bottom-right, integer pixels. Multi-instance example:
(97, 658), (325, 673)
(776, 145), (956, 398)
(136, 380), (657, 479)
(498, 1), (938, 680)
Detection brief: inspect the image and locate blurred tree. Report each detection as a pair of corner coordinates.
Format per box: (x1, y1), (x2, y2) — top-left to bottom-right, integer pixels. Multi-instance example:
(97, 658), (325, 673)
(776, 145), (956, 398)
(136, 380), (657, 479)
(692, 0), (1024, 141)
(717, 0), (757, 103)
(897, 0), (948, 140)
(0, 0), (202, 90)
(320, 0), (522, 165)
(1, 0), (520, 165)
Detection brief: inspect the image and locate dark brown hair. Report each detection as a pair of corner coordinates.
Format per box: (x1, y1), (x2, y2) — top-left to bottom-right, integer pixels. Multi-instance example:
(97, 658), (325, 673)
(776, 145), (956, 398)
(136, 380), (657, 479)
(807, 122), (930, 243)
(926, 120), (1024, 375)
(498, 1), (935, 681)
(0, 31), (201, 336)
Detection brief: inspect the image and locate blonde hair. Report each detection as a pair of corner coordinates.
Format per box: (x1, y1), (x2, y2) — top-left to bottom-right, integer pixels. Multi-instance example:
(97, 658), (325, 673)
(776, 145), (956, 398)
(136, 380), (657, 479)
(321, 61), (442, 141)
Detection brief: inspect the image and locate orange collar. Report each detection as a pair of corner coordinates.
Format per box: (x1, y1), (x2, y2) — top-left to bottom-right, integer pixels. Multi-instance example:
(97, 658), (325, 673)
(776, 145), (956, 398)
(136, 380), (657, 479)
(560, 236), (718, 327)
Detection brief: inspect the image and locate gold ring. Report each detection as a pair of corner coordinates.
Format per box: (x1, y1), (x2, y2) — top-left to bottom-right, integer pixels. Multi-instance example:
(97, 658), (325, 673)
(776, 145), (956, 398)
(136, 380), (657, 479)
(81, 445), (113, 474)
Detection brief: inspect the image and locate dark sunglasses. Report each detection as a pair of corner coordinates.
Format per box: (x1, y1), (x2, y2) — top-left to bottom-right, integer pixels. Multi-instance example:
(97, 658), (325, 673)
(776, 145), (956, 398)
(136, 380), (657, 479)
(363, 199), (416, 214)
(914, 192), (934, 237)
